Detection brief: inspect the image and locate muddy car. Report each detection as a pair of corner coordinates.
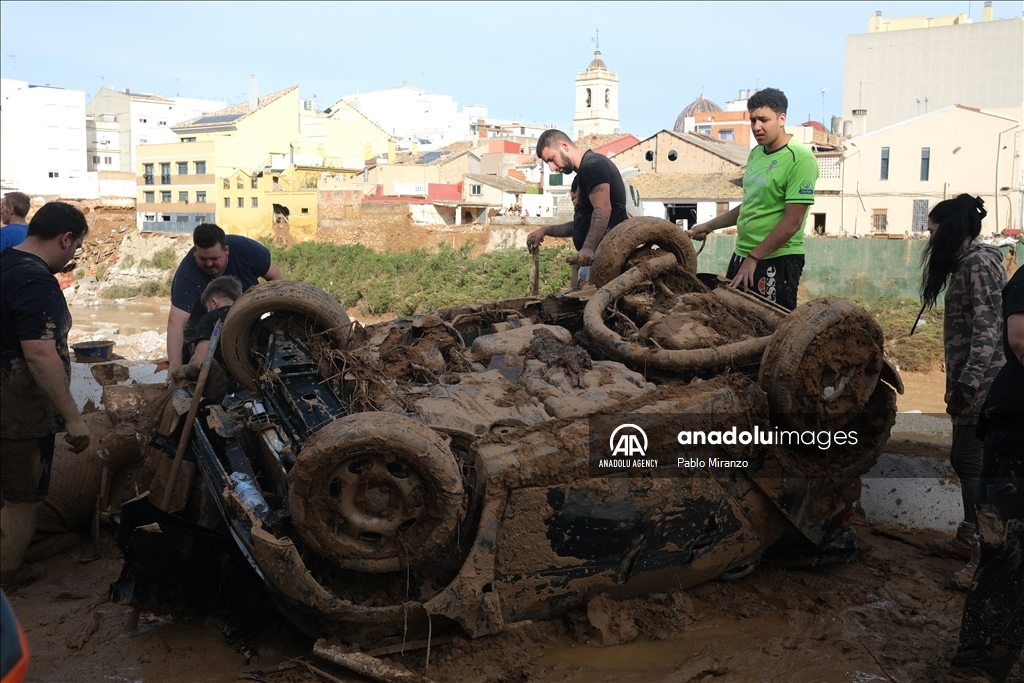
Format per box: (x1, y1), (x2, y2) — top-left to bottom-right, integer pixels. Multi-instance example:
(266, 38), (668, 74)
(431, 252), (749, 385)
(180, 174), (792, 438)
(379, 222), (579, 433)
(113, 217), (902, 648)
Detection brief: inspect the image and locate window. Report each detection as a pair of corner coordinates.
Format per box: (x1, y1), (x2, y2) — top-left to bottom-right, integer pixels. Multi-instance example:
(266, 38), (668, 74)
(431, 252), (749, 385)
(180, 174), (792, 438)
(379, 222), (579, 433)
(301, 207), (309, 214)
(144, 214), (155, 221)
(144, 163), (154, 185)
(196, 191), (206, 203)
(176, 215), (189, 223)
(222, 178), (230, 189)
(880, 147), (890, 181)
(920, 148), (930, 181)
(161, 215), (170, 222)
(871, 208), (888, 233)
(177, 162), (188, 175)
(696, 125), (712, 136)
(250, 197), (258, 208)
(93, 155), (100, 164)
(236, 177), (244, 189)
(912, 200), (929, 232)
(139, 138), (147, 144)
(104, 156), (111, 164)
(251, 177), (259, 189)
(48, 171), (60, 178)
(470, 184), (482, 195)
(160, 163), (171, 184)
(549, 173), (562, 187)
(158, 121), (166, 126)
(139, 117), (147, 123)
(178, 191), (189, 203)
(144, 191), (155, 203)
(224, 197), (231, 208)
(237, 197), (244, 208)
(195, 215), (207, 223)
(718, 129), (734, 141)
(181, 137), (197, 143)
(195, 161), (206, 174)
(161, 191), (171, 203)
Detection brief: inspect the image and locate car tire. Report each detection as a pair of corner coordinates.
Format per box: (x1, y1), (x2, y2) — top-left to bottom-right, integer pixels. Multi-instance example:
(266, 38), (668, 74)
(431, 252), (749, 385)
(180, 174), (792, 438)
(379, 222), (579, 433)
(220, 281), (351, 390)
(289, 412), (466, 573)
(758, 298), (884, 430)
(590, 217), (697, 288)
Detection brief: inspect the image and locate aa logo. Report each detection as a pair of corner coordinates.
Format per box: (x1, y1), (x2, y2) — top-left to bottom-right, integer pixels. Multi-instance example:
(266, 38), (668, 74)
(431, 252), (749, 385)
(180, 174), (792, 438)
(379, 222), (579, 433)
(609, 424), (648, 457)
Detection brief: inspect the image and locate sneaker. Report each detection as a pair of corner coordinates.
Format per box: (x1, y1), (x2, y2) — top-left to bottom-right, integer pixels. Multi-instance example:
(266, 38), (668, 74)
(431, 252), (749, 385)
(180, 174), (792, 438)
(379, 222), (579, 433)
(928, 522), (976, 561)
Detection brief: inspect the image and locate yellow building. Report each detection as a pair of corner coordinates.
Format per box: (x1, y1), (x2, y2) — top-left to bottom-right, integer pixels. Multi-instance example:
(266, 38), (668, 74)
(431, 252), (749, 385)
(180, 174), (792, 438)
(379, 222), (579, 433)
(135, 86), (390, 241)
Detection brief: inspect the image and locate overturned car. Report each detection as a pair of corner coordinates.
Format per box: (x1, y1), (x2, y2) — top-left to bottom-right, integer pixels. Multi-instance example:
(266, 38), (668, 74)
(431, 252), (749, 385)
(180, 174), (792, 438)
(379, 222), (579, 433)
(112, 217), (902, 648)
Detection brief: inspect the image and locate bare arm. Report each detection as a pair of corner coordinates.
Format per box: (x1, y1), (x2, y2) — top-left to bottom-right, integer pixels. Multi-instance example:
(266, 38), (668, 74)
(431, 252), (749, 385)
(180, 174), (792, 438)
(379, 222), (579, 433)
(729, 204), (809, 290)
(166, 305), (190, 371)
(21, 340), (89, 451)
(690, 205), (741, 240)
(578, 183), (612, 266)
(187, 339), (210, 376)
(526, 222), (573, 250)
(264, 263), (283, 281)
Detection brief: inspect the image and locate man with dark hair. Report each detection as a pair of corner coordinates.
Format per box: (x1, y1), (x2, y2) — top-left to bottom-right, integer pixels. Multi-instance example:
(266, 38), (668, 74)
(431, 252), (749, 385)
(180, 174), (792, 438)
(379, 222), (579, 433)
(689, 87), (818, 310)
(0, 192), (31, 252)
(167, 224), (282, 372)
(1, 202), (91, 587)
(526, 129), (628, 282)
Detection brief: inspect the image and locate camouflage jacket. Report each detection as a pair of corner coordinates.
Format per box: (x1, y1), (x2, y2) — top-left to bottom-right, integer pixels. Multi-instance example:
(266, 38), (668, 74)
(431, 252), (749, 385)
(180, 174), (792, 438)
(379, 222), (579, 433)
(943, 242), (1007, 425)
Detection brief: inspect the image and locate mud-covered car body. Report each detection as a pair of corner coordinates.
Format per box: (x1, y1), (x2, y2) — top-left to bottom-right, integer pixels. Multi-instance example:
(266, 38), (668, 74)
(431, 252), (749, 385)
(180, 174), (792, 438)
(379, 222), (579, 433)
(114, 218), (902, 647)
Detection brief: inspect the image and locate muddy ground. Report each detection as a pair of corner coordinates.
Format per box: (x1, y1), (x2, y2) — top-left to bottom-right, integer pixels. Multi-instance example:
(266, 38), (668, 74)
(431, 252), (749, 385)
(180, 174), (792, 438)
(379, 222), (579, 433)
(8, 369), (1019, 683)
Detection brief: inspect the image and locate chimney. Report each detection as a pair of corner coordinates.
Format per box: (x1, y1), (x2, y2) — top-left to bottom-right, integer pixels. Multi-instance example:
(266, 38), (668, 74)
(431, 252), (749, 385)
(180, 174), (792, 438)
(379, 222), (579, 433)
(124, 88), (130, 94)
(982, 1), (993, 22)
(870, 10), (883, 32)
(831, 115), (842, 135)
(852, 109), (868, 137)
(249, 74), (258, 110)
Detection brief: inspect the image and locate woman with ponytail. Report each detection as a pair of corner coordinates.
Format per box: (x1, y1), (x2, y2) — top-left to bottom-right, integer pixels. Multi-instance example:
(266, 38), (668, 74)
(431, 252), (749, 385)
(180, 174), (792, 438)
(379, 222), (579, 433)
(920, 194), (1007, 588)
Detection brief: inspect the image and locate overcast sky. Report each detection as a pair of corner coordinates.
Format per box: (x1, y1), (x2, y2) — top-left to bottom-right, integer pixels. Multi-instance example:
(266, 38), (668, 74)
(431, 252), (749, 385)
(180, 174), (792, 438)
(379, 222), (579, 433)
(1, 1), (1019, 138)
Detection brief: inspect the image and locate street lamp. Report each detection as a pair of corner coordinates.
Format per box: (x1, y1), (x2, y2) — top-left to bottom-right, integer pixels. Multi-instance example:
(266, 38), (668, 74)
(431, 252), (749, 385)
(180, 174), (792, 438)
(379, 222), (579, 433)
(821, 86), (830, 129)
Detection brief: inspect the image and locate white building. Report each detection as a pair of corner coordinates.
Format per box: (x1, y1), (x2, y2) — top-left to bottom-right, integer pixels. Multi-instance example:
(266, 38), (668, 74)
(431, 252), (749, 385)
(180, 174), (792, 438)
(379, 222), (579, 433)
(0, 79), (95, 197)
(572, 51), (620, 139)
(342, 83), (475, 151)
(841, 11), (1023, 134)
(86, 113), (121, 171)
(85, 87), (224, 173)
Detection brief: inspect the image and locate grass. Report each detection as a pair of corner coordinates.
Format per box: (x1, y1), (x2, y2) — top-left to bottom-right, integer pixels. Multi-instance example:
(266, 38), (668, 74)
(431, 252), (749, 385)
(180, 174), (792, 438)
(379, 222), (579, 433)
(858, 295), (944, 372)
(100, 277), (172, 300)
(269, 241), (575, 317)
(141, 247), (177, 271)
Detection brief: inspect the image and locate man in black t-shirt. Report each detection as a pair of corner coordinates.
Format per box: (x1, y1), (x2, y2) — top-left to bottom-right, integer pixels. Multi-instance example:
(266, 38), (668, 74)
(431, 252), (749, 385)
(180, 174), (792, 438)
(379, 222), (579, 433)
(171, 275), (242, 401)
(949, 266), (1024, 683)
(527, 129), (628, 283)
(167, 223), (282, 374)
(1, 202), (91, 587)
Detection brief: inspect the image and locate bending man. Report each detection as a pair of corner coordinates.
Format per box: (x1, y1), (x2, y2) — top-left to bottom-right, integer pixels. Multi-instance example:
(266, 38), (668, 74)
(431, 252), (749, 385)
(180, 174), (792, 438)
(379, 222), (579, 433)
(526, 130), (628, 283)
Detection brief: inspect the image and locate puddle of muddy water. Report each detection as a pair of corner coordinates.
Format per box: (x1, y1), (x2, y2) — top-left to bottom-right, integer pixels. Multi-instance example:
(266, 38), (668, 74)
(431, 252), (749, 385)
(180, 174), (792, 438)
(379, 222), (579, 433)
(69, 301), (169, 336)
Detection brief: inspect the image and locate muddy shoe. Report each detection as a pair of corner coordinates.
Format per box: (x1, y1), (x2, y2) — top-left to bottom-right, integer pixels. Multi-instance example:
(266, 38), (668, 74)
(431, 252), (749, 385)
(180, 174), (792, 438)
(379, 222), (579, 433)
(928, 522), (976, 561)
(950, 537), (982, 590)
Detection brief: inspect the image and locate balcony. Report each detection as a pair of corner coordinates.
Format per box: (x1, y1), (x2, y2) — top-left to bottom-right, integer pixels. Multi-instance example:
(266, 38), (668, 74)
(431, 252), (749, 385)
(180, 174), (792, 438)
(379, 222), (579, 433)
(144, 175), (154, 185)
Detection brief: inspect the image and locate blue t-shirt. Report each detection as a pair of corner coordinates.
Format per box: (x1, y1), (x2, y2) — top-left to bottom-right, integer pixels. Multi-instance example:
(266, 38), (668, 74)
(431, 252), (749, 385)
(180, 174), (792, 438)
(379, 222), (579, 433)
(171, 235), (271, 341)
(0, 224), (29, 251)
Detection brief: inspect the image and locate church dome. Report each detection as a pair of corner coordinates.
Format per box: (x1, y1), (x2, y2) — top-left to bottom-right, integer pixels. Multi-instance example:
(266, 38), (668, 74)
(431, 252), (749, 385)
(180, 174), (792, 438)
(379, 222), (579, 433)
(587, 51), (608, 71)
(673, 94), (723, 131)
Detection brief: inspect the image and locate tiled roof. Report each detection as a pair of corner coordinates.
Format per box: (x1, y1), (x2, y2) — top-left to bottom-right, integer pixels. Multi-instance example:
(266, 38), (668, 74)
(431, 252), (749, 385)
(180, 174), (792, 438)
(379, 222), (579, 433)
(665, 130), (750, 166)
(395, 141), (478, 165)
(628, 172), (743, 200)
(574, 133), (634, 151)
(173, 86), (298, 130)
(464, 174), (532, 193)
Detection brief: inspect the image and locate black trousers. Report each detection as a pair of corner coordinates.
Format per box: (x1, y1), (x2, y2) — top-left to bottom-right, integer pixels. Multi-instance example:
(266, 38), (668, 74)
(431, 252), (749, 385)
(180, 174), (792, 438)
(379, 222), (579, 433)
(725, 253), (805, 311)
(953, 426), (1024, 682)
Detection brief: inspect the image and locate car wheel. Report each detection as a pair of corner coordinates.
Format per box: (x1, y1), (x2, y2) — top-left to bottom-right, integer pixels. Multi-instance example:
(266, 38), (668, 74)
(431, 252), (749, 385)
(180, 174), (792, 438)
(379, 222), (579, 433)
(220, 281), (351, 390)
(759, 298), (884, 431)
(289, 412), (466, 573)
(590, 217), (697, 288)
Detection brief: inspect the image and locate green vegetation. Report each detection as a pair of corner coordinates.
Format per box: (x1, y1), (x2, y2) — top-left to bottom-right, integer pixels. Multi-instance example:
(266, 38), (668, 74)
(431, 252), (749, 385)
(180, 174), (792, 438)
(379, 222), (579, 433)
(270, 241), (575, 317)
(120, 254), (136, 269)
(859, 295), (944, 373)
(101, 276), (172, 300)
(102, 283), (141, 299)
(141, 247), (178, 271)
(95, 265), (109, 282)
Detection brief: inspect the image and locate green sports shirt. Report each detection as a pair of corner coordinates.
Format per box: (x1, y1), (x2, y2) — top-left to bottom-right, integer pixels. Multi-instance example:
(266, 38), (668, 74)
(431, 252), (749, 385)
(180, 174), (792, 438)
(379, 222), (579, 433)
(735, 135), (818, 258)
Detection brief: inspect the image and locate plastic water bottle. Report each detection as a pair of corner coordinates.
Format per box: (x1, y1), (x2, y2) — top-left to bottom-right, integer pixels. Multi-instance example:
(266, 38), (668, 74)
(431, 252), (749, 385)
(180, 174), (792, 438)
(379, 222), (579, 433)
(229, 472), (270, 517)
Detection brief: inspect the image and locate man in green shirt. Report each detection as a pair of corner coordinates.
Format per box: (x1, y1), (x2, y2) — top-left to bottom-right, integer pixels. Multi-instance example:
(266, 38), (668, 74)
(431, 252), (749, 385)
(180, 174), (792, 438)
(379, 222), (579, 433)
(689, 88), (818, 310)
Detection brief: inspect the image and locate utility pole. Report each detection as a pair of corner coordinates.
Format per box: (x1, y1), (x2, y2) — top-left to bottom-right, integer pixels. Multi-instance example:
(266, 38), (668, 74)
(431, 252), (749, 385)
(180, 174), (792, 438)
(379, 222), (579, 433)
(821, 86), (829, 129)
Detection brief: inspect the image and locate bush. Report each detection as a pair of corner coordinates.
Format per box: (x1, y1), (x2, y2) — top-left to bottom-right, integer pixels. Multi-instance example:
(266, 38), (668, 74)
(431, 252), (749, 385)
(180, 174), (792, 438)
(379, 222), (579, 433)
(148, 247), (178, 271)
(102, 284), (141, 299)
(269, 241), (575, 318)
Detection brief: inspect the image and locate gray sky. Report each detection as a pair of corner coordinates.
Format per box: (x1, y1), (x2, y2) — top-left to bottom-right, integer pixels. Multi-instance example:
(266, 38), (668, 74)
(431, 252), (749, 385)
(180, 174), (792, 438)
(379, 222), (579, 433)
(1, 1), (1019, 138)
